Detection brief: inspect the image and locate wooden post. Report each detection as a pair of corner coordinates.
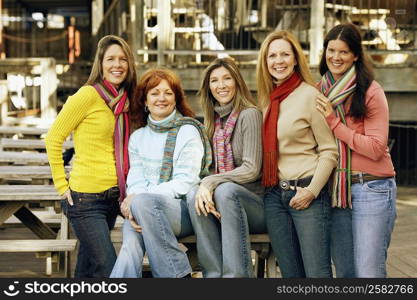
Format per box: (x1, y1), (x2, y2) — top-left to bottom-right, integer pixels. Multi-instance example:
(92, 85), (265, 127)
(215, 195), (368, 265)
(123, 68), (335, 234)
(157, 0), (171, 65)
(91, 0), (104, 36)
(129, 0), (144, 65)
(40, 58), (57, 123)
(309, 0), (325, 65)
(0, 0), (5, 59)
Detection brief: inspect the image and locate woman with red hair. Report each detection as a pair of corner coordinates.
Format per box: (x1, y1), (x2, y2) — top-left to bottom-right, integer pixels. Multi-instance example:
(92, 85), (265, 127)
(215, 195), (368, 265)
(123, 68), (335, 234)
(111, 68), (212, 278)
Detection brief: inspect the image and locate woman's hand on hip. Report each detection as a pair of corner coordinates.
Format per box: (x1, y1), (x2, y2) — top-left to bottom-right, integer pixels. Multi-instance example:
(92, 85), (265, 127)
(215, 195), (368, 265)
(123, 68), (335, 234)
(316, 94), (334, 118)
(289, 187), (315, 210)
(62, 189), (73, 206)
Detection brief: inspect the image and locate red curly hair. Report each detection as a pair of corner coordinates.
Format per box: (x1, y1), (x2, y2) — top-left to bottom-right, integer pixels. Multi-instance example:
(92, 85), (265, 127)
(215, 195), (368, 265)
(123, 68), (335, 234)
(130, 67), (195, 131)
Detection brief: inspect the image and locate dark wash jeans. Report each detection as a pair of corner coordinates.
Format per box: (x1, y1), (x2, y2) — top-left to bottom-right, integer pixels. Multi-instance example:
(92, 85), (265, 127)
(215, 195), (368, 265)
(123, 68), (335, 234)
(263, 185), (332, 278)
(61, 186), (120, 278)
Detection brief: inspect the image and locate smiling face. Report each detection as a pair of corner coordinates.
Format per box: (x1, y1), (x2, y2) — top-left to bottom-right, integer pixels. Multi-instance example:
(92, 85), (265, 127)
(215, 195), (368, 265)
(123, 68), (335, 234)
(266, 38), (297, 84)
(326, 39), (358, 80)
(145, 79), (176, 121)
(102, 44), (128, 88)
(209, 66), (236, 106)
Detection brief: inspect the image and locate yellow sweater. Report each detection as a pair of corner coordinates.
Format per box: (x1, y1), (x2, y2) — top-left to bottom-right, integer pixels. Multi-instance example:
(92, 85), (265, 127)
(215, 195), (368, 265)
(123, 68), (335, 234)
(45, 86), (117, 195)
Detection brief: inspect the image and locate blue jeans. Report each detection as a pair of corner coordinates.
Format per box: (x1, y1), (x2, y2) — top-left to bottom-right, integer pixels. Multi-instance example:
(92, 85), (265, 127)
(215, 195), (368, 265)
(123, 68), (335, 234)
(264, 185), (332, 278)
(351, 178), (397, 277)
(110, 193), (193, 278)
(62, 186), (120, 278)
(330, 207), (355, 277)
(187, 182), (266, 278)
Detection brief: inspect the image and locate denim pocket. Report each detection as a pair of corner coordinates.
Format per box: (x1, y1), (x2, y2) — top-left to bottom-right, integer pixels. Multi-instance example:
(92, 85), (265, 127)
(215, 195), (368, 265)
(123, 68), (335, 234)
(61, 199), (69, 217)
(364, 179), (390, 193)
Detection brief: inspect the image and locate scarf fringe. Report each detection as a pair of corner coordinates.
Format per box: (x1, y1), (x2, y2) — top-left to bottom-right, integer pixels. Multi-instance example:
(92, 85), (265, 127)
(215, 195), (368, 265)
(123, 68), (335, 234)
(262, 151), (278, 187)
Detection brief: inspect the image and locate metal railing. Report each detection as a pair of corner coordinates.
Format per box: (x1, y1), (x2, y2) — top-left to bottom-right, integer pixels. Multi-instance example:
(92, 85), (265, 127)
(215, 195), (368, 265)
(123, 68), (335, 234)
(124, 0), (417, 66)
(389, 121), (417, 185)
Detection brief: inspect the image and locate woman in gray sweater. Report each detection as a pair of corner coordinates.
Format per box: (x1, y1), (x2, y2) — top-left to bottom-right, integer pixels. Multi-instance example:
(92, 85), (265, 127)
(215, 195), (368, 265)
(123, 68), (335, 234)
(187, 57), (265, 277)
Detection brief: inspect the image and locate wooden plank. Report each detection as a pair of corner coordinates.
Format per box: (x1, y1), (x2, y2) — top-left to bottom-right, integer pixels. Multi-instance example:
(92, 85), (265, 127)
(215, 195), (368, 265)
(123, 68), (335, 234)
(0, 165), (70, 180)
(0, 185), (60, 201)
(14, 206), (57, 239)
(0, 151), (49, 164)
(178, 234), (270, 244)
(1, 138), (73, 150)
(0, 126), (48, 136)
(0, 202), (24, 225)
(0, 240), (77, 252)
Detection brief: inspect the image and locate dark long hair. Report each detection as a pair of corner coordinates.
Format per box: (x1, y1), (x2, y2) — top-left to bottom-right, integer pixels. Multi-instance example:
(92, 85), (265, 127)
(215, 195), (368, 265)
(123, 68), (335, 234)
(319, 23), (374, 120)
(130, 68), (195, 131)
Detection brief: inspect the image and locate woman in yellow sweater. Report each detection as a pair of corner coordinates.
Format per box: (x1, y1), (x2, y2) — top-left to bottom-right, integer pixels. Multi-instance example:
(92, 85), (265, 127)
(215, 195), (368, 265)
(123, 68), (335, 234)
(45, 35), (137, 277)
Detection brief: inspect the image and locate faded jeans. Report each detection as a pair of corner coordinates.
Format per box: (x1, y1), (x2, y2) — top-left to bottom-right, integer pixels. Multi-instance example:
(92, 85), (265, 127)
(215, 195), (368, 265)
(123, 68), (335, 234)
(352, 178), (397, 277)
(187, 182), (266, 278)
(331, 178), (397, 278)
(264, 185), (332, 278)
(110, 193), (193, 278)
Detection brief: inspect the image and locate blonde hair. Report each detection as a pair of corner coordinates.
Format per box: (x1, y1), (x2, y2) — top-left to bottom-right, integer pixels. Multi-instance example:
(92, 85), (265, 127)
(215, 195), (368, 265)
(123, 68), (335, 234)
(199, 57), (256, 140)
(86, 35), (137, 100)
(256, 31), (314, 110)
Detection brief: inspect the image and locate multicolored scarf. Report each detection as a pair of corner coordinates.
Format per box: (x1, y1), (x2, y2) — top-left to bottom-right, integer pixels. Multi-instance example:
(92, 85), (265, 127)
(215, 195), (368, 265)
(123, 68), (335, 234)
(262, 72), (302, 187)
(213, 110), (239, 173)
(147, 111), (212, 183)
(93, 80), (130, 203)
(318, 65), (357, 208)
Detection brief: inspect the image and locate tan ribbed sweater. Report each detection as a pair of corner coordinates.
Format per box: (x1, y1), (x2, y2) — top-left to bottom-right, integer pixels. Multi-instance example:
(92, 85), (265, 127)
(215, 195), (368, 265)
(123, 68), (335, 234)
(201, 105), (263, 195)
(272, 82), (338, 197)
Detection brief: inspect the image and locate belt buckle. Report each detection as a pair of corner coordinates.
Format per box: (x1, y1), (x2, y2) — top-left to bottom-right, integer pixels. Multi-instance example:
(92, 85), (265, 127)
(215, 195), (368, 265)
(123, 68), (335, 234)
(279, 180), (291, 191)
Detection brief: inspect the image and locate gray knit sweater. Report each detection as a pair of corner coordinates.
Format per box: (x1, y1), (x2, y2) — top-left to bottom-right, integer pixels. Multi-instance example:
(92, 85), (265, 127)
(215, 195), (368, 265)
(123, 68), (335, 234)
(201, 102), (264, 196)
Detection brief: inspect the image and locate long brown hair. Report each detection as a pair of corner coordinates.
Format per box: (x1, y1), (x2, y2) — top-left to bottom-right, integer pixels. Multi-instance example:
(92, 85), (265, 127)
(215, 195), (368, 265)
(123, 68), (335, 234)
(256, 30), (314, 111)
(86, 35), (137, 100)
(199, 57), (256, 139)
(130, 68), (195, 130)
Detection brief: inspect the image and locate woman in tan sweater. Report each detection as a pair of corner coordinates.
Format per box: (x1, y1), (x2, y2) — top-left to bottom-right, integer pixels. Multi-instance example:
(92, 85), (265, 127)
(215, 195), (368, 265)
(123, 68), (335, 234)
(257, 31), (338, 277)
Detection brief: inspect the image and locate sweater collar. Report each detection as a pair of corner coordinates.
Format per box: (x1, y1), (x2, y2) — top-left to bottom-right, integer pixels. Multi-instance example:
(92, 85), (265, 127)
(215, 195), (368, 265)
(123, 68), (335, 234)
(214, 101), (234, 118)
(148, 109), (177, 126)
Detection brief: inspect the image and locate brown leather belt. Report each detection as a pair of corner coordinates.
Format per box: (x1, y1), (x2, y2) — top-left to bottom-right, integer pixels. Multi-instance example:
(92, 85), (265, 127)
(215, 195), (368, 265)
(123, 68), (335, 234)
(351, 173), (392, 184)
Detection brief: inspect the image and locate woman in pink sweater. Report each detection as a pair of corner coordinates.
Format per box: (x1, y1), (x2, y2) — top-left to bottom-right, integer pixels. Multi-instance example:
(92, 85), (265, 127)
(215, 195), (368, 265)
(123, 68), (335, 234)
(316, 23), (396, 278)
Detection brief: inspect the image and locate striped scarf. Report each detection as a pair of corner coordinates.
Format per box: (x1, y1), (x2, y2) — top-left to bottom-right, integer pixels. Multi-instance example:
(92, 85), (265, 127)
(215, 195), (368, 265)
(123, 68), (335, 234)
(318, 65), (357, 208)
(93, 80), (130, 203)
(147, 111), (212, 183)
(213, 110), (239, 173)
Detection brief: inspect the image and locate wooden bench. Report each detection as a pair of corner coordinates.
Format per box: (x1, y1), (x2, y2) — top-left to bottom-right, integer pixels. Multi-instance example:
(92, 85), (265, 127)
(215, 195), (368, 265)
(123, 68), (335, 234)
(179, 234), (277, 278)
(111, 217), (277, 278)
(0, 151), (49, 165)
(0, 240), (77, 275)
(0, 126), (48, 138)
(0, 166), (70, 183)
(0, 185), (76, 277)
(0, 138), (73, 151)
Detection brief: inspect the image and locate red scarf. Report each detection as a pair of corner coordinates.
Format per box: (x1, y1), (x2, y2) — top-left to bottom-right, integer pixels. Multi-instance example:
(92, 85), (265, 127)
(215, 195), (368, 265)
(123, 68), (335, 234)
(262, 72), (302, 187)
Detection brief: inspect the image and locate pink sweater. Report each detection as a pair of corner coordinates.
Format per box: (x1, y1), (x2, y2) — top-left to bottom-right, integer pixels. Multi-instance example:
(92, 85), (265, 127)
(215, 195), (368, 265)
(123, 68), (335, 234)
(325, 81), (395, 177)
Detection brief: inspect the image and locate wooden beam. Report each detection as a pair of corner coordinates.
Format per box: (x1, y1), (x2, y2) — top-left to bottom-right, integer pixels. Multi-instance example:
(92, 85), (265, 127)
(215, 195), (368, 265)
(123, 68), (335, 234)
(0, 239), (77, 252)
(14, 206), (57, 239)
(0, 202), (23, 225)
